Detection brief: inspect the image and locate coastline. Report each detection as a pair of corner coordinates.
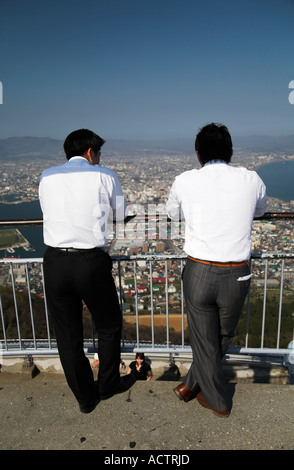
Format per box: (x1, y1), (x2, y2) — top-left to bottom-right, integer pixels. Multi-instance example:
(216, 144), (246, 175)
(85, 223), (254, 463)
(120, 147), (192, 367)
(249, 154), (294, 171)
(0, 158), (293, 258)
(1, 158), (294, 205)
(0, 228), (33, 253)
(0, 198), (38, 205)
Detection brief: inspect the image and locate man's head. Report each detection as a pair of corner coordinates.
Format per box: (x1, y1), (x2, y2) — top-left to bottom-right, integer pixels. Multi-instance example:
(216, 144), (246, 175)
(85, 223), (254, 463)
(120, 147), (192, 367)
(63, 129), (105, 163)
(195, 123), (233, 166)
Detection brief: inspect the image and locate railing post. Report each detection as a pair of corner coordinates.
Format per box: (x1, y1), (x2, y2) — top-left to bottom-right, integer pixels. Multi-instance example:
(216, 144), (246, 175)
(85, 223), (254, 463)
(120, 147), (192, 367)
(261, 259), (268, 349)
(276, 259), (285, 349)
(133, 259), (139, 349)
(40, 262), (52, 349)
(24, 263), (37, 350)
(245, 258), (252, 348)
(9, 262), (22, 350)
(0, 291), (8, 351)
(118, 258), (125, 348)
(180, 258), (185, 348)
(165, 259), (169, 348)
(149, 260), (155, 348)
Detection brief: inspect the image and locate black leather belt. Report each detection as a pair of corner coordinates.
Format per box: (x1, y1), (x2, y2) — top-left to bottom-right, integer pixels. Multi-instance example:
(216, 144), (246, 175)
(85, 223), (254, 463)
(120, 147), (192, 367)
(52, 247), (104, 253)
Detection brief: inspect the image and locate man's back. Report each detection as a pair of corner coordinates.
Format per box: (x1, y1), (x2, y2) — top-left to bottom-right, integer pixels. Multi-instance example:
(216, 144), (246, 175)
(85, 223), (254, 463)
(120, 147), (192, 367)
(39, 156), (126, 249)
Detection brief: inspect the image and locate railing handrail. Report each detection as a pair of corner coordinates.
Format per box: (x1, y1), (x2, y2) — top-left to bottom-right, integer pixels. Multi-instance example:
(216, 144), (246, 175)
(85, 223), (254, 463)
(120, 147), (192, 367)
(1, 252), (294, 265)
(0, 211), (293, 227)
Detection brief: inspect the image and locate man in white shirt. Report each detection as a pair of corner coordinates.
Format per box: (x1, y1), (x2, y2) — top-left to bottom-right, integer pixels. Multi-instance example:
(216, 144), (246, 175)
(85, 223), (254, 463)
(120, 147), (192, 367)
(166, 123), (267, 417)
(39, 129), (135, 413)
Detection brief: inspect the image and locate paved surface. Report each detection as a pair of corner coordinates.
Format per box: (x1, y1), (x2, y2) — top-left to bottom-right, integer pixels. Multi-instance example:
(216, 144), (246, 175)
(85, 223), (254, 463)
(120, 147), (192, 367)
(0, 372), (293, 452)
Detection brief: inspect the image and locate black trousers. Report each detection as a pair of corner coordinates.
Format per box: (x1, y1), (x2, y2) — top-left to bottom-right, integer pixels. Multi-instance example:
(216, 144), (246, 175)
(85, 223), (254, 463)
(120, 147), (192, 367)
(43, 247), (122, 408)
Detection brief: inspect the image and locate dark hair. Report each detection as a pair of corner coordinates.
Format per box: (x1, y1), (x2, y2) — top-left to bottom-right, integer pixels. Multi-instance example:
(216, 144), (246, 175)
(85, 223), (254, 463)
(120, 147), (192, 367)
(195, 123), (232, 164)
(63, 129), (105, 160)
(135, 352), (145, 361)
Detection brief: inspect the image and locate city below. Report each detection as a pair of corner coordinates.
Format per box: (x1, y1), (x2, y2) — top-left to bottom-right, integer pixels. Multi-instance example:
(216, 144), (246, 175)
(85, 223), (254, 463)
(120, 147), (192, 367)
(0, 145), (293, 262)
(1, 136), (294, 206)
(0, 144), (293, 310)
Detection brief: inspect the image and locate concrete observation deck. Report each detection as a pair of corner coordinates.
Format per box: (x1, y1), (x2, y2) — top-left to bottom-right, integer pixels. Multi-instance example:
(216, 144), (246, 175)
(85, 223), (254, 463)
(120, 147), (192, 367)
(0, 354), (293, 452)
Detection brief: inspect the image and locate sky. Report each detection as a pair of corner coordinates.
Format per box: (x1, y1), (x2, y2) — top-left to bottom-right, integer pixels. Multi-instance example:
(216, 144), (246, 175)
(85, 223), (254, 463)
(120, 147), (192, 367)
(0, 0), (294, 142)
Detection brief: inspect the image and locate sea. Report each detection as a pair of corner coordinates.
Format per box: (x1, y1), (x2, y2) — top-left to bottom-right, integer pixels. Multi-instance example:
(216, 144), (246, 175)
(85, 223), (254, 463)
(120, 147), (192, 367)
(0, 160), (293, 259)
(256, 160), (294, 203)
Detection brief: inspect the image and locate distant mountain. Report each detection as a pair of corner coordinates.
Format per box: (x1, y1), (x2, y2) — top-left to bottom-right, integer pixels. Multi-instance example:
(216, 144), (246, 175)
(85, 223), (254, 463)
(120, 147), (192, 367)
(0, 136), (63, 160)
(0, 134), (293, 160)
(107, 134), (294, 154)
(233, 134), (294, 153)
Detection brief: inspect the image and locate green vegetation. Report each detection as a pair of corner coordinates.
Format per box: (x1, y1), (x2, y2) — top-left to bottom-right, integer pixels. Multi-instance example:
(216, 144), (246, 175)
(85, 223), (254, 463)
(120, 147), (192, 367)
(234, 288), (294, 349)
(0, 286), (54, 339)
(0, 229), (27, 250)
(1, 285), (293, 349)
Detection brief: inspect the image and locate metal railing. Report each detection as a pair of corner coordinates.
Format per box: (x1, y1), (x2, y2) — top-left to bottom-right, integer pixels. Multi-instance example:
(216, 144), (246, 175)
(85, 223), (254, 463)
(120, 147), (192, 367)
(0, 213), (294, 375)
(1, 253), (293, 351)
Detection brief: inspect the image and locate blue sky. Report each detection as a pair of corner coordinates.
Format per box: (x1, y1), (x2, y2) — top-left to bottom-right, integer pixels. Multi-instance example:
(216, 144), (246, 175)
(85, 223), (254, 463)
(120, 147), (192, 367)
(0, 0), (294, 141)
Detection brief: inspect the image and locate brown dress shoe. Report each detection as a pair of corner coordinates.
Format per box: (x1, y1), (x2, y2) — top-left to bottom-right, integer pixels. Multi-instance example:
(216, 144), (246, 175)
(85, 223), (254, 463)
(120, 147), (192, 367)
(173, 383), (193, 402)
(197, 392), (229, 418)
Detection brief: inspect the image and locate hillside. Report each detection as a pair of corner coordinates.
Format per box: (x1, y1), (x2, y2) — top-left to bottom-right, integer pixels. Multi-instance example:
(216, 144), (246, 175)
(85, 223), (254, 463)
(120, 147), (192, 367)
(0, 136), (63, 160)
(1, 134), (294, 161)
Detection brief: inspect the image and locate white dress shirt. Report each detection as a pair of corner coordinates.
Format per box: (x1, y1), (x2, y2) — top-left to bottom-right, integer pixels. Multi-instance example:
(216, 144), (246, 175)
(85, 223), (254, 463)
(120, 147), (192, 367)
(39, 156), (127, 248)
(166, 161), (267, 262)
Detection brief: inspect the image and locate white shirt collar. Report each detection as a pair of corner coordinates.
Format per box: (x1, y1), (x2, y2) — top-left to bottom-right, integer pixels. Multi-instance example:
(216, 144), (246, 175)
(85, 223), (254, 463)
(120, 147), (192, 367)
(203, 159), (228, 167)
(68, 156), (89, 163)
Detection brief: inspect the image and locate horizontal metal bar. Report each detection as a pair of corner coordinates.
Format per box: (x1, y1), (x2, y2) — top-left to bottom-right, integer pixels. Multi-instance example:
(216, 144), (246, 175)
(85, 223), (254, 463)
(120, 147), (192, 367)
(1, 253), (294, 265)
(1, 344), (292, 357)
(0, 258), (44, 264)
(0, 215), (135, 227)
(0, 211), (293, 227)
(0, 219), (43, 227)
(230, 347), (292, 356)
(133, 346), (292, 355)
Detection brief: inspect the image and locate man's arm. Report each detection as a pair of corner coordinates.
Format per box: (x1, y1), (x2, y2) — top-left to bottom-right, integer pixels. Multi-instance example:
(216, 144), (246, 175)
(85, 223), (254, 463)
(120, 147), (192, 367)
(254, 175), (267, 218)
(109, 172), (128, 221)
(166, 180), (183, 221)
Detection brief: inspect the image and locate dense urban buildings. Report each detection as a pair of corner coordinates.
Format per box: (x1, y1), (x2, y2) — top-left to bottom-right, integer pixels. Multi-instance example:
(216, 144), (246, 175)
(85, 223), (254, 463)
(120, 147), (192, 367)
(0, 145), (293, 350)
(0, 146), (293, 288)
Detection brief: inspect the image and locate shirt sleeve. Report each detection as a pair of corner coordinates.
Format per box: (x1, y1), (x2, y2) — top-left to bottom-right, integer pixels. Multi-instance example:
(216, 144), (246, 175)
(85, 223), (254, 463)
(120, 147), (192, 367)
(109, 172), (128, 221)
(254, 174), (267, 217)
(166, 179), (184, 221)
(38, 174), (43, 208)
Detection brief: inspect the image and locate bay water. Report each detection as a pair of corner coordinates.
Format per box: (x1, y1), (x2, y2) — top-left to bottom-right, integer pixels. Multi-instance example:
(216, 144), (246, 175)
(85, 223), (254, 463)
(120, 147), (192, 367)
(256, 160), (294, 203)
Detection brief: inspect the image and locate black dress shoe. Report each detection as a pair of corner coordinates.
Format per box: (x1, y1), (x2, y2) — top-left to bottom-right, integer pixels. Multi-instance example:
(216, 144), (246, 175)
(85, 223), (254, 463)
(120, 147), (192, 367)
(79, 396), (100, 414)
(79, 384), (100, 413)
(101, 374), (136, 400)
